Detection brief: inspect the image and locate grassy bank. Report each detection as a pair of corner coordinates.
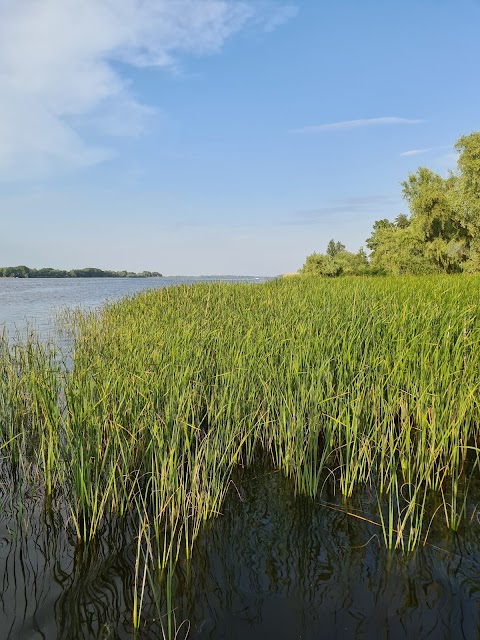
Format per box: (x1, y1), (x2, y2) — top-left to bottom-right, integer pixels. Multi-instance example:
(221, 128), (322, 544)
(1, 275), (480, 633)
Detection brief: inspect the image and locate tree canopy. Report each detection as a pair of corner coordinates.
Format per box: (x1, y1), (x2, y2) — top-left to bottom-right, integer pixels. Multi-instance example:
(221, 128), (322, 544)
(299, 242), (370, 277)
(366, 131), (480, 274)
(299, 131), (480, 277)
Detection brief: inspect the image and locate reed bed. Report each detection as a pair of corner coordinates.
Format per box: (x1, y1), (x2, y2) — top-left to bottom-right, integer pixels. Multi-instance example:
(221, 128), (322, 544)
(1, 275), (480, 634)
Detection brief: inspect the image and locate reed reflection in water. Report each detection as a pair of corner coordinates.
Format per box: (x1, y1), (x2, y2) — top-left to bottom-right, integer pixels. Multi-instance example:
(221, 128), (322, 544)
(1, 465), (480, 639)
(174, 468), (480, 640)
(0, 477), (165, 639)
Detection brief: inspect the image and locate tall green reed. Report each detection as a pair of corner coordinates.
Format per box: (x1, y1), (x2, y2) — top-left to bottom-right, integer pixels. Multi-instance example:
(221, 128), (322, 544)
(2, 275), (480, 633)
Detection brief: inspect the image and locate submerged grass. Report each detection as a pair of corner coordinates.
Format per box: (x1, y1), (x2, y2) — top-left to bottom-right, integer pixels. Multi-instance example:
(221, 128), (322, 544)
(1, 275), (480, 633)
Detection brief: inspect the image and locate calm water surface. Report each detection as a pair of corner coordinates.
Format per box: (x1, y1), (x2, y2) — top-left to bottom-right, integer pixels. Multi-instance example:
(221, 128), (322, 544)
(1, 466), (479, 639)
(0, 276), (266, 337)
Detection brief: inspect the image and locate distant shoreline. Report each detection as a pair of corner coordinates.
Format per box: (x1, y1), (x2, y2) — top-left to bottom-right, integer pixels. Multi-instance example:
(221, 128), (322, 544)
(0, 266), (163, 278)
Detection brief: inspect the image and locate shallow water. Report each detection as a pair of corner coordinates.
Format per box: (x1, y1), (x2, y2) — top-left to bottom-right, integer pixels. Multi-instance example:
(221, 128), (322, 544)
(1, 467), (480, 639)
(183, 469), (480, 640)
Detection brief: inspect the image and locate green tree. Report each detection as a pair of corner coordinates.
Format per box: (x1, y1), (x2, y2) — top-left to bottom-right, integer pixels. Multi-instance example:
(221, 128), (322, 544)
(299, 244), (371, 277)
(367, 131), (480, 274)
(299, 252), (342, 276)
(326, 239), (346, 257)
(366, 219), (395, 254)
(452, 132), (480, 259)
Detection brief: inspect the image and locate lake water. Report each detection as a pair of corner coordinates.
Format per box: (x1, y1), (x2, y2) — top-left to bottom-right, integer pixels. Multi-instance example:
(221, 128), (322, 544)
(1, 464), (479, 639)
(0, 276), (267, 338)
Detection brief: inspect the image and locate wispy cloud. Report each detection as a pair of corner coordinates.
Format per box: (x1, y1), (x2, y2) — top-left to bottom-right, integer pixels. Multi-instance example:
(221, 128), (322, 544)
(400, 145), (452, 158)
(400, 148), (429, 157)
(287, 195), (395, 225)
(291, 117), (425, 134)
(0, 0), (297, 179)
(261, 3), (298, 31)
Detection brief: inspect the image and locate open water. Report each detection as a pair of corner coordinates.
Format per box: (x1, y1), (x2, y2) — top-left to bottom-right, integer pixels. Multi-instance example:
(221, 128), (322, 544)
(0, 276), (266, 338)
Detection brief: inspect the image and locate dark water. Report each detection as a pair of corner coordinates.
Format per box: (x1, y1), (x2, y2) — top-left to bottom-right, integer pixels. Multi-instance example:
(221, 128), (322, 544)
(183, 470), (480, 640)
(0, 276), (267, 338)
(1, 467), (480, 639)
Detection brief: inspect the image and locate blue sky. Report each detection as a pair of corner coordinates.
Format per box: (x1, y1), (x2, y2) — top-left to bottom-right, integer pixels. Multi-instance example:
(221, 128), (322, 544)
(1, 0), (479, 275)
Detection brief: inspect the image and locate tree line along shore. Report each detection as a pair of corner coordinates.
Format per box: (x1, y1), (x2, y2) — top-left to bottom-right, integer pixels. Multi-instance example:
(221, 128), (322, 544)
(0, 266), (163, 278)
(300, 131), (480, 277)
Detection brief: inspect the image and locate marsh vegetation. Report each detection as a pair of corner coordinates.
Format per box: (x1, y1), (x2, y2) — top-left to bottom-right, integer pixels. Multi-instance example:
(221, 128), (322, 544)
(1, 276), (480, 637)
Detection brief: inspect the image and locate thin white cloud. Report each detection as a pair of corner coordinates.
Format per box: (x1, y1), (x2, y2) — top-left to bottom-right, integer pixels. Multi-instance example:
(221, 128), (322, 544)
(400, 144), (452, 158)
(262, 4), (298, 31)
(0, 95), (111, 178)
(291, 117), (425, 134)
(400, 149), (430, 157)
(0, 0), (297, 179)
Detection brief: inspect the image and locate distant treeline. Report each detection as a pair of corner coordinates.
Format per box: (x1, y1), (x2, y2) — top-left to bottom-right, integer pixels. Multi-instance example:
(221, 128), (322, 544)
(0, 266), (163, 278)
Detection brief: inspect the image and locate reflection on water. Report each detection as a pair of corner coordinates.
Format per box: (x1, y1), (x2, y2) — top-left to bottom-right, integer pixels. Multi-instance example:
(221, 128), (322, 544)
(2, 466), (480, 639)
(177, 468), (480, 639)
(0, 486), (154, 640)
